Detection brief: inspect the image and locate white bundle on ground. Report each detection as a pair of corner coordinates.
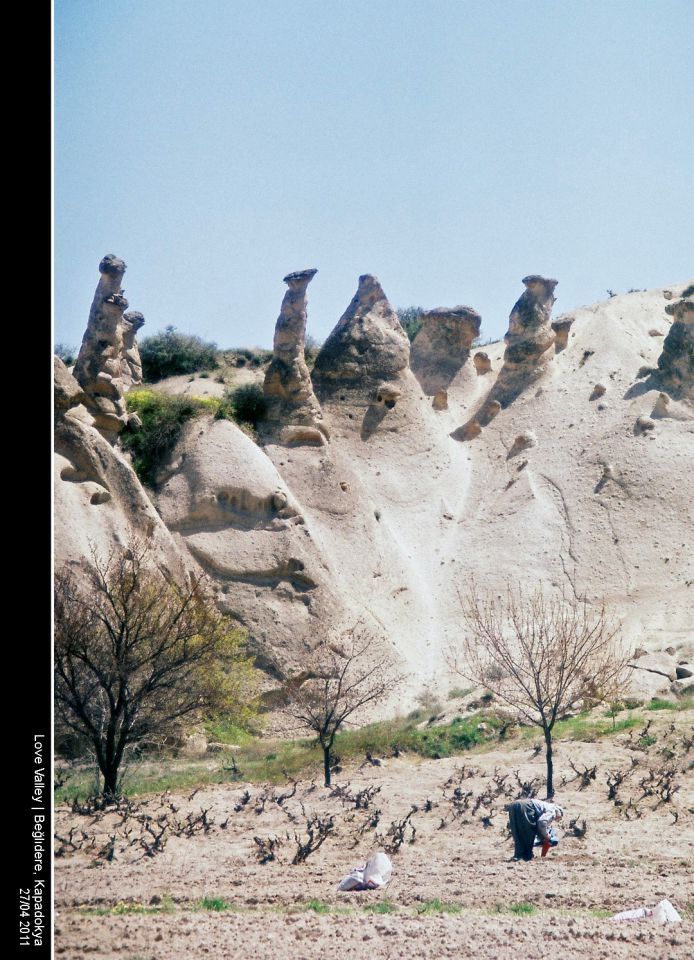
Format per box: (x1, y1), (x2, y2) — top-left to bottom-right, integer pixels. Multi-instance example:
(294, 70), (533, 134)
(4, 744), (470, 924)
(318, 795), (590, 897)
(611, 899), (681, 923)
(338, 852), (393, 891)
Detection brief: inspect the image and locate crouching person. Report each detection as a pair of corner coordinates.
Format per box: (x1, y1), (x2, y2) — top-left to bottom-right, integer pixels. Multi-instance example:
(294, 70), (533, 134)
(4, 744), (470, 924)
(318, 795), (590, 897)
(507, 799), (563, 861)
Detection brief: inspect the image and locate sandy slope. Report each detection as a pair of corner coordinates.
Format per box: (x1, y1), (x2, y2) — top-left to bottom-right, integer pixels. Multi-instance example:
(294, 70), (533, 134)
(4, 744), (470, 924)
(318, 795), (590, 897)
(150, 283), (694, 707)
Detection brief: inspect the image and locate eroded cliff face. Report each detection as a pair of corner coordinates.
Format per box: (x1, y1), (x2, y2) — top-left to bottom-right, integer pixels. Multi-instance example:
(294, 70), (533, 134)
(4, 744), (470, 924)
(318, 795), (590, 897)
(55, 266), (694, 707)
(54, 358), (187, 583)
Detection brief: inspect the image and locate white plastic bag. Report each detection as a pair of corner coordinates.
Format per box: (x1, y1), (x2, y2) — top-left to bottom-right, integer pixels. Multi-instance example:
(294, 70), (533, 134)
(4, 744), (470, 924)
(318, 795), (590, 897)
(651, 899), (681, 924)
(611, 899), (681, 924)
(338, 852), (393, 891)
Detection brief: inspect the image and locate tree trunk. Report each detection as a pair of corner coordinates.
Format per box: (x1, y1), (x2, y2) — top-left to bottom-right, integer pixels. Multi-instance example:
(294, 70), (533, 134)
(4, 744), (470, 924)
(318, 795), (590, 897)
(323, 745), (331, 787)
(101, 763), (119, 801)
(544, 727), (554, 798)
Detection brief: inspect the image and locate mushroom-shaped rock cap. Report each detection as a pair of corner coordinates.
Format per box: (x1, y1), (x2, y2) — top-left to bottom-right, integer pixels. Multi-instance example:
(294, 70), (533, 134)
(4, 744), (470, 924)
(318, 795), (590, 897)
(99, 254), (127, 277)
(422, 305), (481, 324)
(522, 275), (558, 294)
(283, 268), (318, 287)
(410, 304), (481, 393)
(665, 296), (694, 320)
(123, 310), (145, 331)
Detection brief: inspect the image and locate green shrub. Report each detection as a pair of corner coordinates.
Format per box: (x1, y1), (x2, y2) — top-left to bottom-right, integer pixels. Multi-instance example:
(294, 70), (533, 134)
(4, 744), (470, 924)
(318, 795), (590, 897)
(305, 334), (322, 368)
(122, 390), (206, 485)
(396, 306), (424, 342)
(197, 897), (231, 912)
(55, 342), (79, 366)
(139, 326), (218, 381)
(508, 902), (536, 916)
(217, 383), (267, 427)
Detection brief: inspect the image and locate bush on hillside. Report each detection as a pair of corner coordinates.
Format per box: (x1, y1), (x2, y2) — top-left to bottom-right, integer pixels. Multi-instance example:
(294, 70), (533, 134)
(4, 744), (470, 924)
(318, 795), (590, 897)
(55, 342), (79, 366)
(217, 383), (267, 427)
(396, 306), (424, 342)
(139, 325), (218, 381)
(122, 390), (208, 486)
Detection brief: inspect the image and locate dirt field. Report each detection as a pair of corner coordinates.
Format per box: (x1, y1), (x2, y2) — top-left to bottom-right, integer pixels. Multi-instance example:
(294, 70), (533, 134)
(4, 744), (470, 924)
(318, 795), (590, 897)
(55, 711), (693, 959)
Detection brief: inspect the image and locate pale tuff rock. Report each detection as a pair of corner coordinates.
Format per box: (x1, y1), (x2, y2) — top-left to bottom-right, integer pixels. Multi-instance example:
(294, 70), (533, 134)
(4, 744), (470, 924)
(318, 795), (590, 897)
(54, 356), (86, 419)
(507, 430), (538, 459)
(54, 358), (187, 583)
(375, 384), (402, 409)
(652, 392), (670, 417)
(280, 425), (326, 446)
(312, 275), (410, 395)
(551, 316), (574, 351)
(473, 352), (492, 375)
(500, 275), (558, 392)
(452, 276), (558, 441)
(121, 311), (145, 388)
(658, 296), (694, 400)
(263, 269), (328, 441)
(635, 415), (656, 433)
(72, 255), (146, 439)
(410, 305), (481, 394)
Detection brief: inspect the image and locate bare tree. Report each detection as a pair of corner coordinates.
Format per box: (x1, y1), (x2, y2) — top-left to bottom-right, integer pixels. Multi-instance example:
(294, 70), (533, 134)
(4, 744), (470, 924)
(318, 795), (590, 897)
(54, 539), (258, 799)
(282, 626), (400, 787)
(449, 584), (628, 797)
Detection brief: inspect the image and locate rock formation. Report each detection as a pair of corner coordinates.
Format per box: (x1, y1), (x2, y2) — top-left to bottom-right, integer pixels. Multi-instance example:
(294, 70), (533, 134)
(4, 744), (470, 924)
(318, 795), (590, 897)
(54, 270), (694, 710)
(452, 276), (558, 440)
(312, 274), (410, 398)
(263, 269), (328, 443)
(72, 255), (145, 439)
(658, 296), (694, 400)
(54, 357), (186, 582)
(496, 275), (558, 400)
(410, 305), (481, 394)
(473, 352), (492, 375)
(551, 316), (574, 351)
(121, 311), (145, 388)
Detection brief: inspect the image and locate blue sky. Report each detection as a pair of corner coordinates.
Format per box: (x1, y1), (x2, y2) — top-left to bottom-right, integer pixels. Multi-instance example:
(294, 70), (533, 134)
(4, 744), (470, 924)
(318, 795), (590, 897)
(54, 0), (693, 350)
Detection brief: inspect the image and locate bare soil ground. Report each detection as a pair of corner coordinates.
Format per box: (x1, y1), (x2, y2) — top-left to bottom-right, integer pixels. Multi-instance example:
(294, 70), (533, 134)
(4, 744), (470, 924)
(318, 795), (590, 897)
(55, 711), (693, 959)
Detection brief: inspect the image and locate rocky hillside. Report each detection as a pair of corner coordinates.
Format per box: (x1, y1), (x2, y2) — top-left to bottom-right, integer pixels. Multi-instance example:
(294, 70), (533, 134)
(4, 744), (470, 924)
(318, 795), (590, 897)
(54, 258), (694, 708)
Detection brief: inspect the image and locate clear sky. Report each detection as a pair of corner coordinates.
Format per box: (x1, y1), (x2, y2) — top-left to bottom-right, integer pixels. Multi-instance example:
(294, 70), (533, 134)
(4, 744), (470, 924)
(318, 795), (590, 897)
(54, 0), (693, 351)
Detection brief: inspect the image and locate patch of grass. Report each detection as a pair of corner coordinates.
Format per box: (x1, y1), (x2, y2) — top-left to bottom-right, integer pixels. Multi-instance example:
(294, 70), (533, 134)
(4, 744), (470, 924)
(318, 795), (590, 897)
(205, 719), (256, 746)
(447, 686), (473, 700)
(363, 900), (396, 914)
(589, 908), (613, 919)
(542, 713), (641, 742)
(683, 901), (694, 921)
(416, 899), (461, 915)
(646, 698), (678, 711)
(508, 902), (536, 916)
(197, 897), (231, 912)
(305, 899), (331, 914)
(81, 902), (165, 916)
